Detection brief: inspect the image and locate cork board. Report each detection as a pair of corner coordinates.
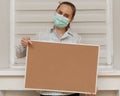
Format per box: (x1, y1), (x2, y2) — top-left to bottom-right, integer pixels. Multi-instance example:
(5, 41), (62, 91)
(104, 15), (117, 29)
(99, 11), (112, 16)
(25, 41), (99, 94)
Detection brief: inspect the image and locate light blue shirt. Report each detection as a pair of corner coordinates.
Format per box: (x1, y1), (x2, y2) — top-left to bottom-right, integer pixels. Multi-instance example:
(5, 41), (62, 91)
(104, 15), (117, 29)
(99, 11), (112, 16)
(38, 28), (81, 44)
(16, 28), (81, 58)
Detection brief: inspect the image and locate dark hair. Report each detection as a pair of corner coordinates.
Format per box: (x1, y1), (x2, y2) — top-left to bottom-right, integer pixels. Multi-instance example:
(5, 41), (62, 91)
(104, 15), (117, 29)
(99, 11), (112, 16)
(56, 1), (76, 20)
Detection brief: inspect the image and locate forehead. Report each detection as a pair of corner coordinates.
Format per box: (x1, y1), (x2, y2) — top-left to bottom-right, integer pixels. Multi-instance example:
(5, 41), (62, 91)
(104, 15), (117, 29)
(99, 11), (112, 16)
(57, 4), (73, 15)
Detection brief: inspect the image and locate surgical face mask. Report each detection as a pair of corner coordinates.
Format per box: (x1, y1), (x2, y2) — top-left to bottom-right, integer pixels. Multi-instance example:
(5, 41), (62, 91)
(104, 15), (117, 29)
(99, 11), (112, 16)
(53, 13), (70, 28)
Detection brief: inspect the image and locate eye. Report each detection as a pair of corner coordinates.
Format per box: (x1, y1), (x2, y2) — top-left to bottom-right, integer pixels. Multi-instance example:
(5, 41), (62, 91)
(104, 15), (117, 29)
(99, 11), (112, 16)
(64, 14), (69, 18)
(58, 11), (62, 15)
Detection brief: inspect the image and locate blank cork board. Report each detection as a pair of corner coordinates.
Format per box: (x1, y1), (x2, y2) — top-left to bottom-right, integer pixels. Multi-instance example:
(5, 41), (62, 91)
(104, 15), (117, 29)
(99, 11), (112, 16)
(25, 41), (99, 94)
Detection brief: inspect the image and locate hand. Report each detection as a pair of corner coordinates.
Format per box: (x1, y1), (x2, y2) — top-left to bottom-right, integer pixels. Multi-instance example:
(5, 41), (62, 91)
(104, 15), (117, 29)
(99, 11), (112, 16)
(21, 36), (32, 47)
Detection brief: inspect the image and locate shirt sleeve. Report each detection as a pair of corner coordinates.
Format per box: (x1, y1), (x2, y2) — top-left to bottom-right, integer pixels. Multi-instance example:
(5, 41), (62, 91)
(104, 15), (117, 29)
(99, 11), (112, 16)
(77, 35), (81, 44)
(16, 44), (26, 58)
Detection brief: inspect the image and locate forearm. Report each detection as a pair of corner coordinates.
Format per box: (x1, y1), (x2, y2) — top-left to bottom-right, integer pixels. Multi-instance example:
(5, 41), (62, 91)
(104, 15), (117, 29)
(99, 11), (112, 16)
(16, 45), (26, 58)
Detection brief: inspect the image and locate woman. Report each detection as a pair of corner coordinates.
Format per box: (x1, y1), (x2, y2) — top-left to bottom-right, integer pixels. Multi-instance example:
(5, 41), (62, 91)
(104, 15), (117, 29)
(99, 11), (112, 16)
(16, 1), (96, 96)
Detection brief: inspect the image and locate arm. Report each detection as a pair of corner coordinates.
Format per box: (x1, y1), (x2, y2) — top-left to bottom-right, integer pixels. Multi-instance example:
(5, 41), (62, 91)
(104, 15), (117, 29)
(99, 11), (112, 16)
(16, 36), (32, 58)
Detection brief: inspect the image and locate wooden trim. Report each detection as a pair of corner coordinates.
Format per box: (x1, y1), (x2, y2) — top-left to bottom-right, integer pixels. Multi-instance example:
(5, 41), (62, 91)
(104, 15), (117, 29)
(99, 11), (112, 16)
(10, 0), (15, 67)
(113, 0), (120, 69)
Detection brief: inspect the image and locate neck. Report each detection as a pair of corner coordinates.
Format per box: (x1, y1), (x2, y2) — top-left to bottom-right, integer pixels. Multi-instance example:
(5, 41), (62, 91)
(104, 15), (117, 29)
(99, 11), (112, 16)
(54, 26), (68, 37)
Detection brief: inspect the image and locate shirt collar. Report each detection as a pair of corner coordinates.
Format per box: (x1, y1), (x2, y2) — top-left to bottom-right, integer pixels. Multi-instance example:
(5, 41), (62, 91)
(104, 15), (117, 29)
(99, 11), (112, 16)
(50, 28), (74, 37)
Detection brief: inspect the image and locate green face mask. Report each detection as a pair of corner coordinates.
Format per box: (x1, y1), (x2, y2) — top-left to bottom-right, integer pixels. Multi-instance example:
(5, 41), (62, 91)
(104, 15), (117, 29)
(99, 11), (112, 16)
(53, 13), (70, 28)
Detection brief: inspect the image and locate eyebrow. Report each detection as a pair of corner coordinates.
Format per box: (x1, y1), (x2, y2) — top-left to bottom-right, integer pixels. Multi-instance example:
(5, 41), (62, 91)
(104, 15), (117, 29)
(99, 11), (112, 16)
(58, 10), (70, 17)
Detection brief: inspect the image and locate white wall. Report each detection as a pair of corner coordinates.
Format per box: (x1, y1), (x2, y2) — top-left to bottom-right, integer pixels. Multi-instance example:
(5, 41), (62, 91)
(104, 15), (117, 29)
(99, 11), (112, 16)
(0, 0), (10, 68)
(0, 0), (120, 96)
(113, 0), (120, 69)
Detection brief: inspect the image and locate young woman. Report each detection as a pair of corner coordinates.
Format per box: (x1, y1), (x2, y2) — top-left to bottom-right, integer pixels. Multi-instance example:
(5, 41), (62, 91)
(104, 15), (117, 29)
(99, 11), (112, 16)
(16, 1), (96, 96)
